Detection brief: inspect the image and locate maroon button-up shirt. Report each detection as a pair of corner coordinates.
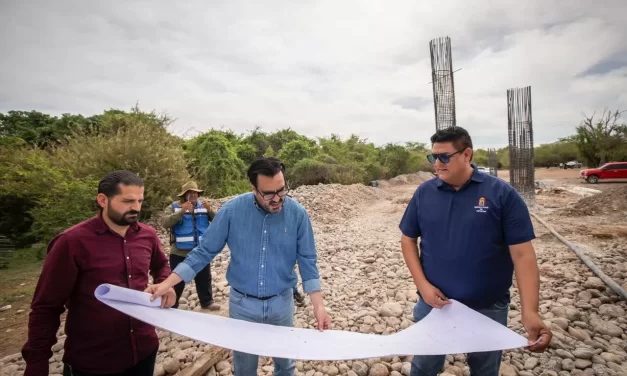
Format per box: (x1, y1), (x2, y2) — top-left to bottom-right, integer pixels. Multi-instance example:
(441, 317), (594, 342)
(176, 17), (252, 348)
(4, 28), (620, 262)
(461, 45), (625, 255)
(21, 214), (171, 375)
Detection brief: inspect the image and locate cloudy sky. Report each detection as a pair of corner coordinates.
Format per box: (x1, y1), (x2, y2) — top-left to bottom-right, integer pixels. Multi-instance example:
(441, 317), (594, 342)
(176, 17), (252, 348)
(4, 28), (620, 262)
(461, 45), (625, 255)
(1, 1), (626, 148)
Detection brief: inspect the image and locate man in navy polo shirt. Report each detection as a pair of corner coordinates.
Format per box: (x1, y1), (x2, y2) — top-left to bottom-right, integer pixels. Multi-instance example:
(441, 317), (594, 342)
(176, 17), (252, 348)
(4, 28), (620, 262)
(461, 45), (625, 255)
(399, 127), (551, 376)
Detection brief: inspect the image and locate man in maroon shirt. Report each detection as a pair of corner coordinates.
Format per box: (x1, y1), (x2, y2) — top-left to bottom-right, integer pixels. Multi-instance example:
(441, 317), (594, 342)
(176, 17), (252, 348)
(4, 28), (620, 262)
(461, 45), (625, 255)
(22, 170), (176, 376)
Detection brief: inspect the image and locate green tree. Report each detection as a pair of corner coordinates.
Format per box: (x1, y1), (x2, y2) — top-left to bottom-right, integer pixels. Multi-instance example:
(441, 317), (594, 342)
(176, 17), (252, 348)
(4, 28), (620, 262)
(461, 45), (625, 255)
(277, 139), (319, 169)
(379, 143), (420, 178)
(573, 109), (627, 167)
(0, 110), (101, 148)
(533, 140), (580, 167)
(290, 159), (332, 186)
(471, 149), (488, 166)
(263, 145), (276, 157)
(267, 128), (314, 153)
(236, 142), (258, 166)
(241, 127), (270, 158)
(184, 132), (249, 197)
(0, 145), (99, 243)
(52, 111), (189, 219)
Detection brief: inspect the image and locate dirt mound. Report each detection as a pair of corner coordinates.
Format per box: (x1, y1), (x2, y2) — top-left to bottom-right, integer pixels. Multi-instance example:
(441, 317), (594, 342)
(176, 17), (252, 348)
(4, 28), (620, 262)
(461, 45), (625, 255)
(375, 171), (434, 188)
(289, 183), (389, 223)
(559, 185), (627, 217)
(149, 184), (389, 233)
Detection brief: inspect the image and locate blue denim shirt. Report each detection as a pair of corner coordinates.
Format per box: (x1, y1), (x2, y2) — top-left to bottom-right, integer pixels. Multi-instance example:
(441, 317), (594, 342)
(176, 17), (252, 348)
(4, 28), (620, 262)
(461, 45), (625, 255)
(172, 192), (322, 297)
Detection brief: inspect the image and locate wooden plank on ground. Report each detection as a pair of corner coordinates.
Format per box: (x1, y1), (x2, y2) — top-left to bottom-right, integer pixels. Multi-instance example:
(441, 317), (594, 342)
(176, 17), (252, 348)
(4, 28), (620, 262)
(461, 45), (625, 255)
(181, 308), (230, 376)
(182, 346), (229, 376)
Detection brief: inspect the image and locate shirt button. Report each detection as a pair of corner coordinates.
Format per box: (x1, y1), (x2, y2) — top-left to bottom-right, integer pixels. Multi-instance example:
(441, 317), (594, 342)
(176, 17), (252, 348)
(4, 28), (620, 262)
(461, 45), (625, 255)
(262, 247), (265, 251)
(130, 329), (133, 333)
(261, 265), (264, 268)
(128, 275), (132, 278)
(126, 256), (130, 260)
(264, 230), (267, 233)
(260, 282), (263, 285)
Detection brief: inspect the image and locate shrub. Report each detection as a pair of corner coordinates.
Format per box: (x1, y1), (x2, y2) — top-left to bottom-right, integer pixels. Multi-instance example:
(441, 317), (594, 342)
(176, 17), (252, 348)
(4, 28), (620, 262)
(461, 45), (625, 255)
(184, 132), (249, 198)
(289, 159), (332, 186)
(0, 145), (98, 243)
(329, 163), (366, 185)
(51, 118), (189, 219)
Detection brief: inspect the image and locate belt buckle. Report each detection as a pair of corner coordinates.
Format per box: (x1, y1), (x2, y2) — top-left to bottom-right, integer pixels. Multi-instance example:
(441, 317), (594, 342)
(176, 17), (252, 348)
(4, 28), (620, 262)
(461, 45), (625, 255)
(236, 288), (249, 299)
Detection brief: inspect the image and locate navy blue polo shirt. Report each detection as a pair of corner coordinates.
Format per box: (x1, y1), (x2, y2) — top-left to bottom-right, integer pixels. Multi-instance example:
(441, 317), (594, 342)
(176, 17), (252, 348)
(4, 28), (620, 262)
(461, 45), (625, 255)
(399, 166), (535, 309)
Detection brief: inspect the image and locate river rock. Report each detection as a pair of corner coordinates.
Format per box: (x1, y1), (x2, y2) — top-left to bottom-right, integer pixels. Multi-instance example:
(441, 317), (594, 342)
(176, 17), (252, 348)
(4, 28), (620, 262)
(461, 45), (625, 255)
(551, 306), (581, 321)
(369, 363), (390, 376)
(584, 277), (605, 290)
(574, 359), (593, 369)
(599, 304), (625, 318)
(590, 317), (623, 337)
(379, 302), (403, 318)
(352, 361), (369, 376)
(524, 357), (539, 370)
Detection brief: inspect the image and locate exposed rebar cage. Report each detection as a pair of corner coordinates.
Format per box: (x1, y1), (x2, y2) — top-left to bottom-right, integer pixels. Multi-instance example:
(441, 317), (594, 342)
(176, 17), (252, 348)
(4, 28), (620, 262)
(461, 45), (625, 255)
(429, 36), (457, 131)
(487, 148), (498, 177)
(507, 86), (535, 205)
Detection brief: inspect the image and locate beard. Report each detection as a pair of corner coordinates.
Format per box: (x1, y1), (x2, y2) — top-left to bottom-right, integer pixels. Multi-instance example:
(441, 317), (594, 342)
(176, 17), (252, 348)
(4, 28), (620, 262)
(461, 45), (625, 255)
(106, 203), (140, 226)
(262, 197), (284, 213)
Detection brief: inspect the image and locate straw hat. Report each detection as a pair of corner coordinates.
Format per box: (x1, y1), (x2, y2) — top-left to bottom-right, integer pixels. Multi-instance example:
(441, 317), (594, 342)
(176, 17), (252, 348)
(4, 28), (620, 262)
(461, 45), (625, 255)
(177, 181), (204, 197)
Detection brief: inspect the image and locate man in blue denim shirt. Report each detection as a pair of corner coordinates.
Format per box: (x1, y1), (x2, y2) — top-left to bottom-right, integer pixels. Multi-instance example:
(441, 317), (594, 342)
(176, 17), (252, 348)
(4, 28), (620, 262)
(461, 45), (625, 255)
(148, 157), (331, 376)
(399, 127), (551, 376)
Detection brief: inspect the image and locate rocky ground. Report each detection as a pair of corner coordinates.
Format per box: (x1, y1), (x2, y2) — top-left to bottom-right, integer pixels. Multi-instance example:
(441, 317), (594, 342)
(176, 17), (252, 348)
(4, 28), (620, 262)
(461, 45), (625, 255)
(1, 170), (626, 376)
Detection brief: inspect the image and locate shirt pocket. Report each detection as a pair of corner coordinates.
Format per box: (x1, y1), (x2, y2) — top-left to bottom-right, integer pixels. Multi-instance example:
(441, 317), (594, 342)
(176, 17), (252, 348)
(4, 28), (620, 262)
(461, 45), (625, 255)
(130, 243), (153, 279)
(275, 225), (297, 249)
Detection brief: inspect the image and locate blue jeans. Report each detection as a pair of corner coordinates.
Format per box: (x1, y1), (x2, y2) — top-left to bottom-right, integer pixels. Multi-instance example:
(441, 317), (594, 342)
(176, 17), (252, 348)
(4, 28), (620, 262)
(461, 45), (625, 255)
(410, 297), (509, 376)
(229, 287), (295, 376)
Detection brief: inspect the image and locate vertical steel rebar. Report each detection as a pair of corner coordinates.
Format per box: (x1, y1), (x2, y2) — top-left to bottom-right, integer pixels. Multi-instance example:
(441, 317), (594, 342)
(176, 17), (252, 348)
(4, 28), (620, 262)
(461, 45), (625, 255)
(430, 36), (456, 131)
(487, 148), (498, 177)
(507, 86), (535, 205)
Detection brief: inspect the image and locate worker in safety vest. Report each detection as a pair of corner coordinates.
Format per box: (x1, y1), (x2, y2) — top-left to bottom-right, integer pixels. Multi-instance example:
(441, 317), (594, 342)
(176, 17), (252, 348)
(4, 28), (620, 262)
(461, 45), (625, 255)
(162, 181), (220, 310)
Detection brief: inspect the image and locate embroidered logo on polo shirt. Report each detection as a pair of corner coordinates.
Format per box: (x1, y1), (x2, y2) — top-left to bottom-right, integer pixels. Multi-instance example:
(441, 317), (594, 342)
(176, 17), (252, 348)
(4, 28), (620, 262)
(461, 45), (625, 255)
(474, 196), (489, 213)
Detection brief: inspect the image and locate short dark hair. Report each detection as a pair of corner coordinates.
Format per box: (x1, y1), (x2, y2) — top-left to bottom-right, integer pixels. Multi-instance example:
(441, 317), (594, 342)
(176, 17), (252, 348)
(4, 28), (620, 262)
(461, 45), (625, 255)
(430, 126), (473, 152)
(98, 170), (144, 198)
(247, 157), (285, 187)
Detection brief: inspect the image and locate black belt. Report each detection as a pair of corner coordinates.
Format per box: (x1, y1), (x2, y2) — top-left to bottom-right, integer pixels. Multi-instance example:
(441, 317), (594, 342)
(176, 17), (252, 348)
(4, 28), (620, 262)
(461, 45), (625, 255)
(232, 287), (279, 301)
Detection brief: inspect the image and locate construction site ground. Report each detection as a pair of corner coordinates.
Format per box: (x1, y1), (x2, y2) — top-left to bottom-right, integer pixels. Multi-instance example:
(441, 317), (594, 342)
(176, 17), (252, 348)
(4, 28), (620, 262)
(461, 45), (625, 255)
(1, 168), (626, 376)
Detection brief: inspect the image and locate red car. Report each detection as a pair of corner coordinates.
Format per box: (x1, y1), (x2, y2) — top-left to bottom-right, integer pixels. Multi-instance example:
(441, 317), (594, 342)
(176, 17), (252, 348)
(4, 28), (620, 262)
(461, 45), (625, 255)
(580, 161), (627, 184)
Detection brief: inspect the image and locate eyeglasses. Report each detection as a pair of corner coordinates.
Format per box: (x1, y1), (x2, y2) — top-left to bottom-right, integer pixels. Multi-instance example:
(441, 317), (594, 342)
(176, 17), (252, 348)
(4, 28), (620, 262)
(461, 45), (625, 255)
(426, 150), (463, 164)
(256, 186), (290, 201)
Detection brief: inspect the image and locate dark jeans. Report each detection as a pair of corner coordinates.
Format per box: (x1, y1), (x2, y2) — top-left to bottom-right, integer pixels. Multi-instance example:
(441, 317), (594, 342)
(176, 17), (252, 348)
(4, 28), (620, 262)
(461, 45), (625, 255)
(63, 347), (157, 376)
(410, 297), (509, 376)
(169, 253), (213, 308)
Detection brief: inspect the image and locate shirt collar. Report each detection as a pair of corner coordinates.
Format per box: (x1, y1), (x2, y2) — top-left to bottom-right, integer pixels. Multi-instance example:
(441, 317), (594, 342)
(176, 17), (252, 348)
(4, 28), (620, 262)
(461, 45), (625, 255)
(436, 164), (484, 189)
(469, 163), (485, 183)
(250, 192), (269, 214)
(93, 212), (141, 235)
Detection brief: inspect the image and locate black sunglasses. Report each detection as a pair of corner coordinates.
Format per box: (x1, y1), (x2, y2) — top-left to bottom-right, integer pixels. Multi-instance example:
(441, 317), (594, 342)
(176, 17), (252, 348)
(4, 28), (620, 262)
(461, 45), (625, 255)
(426, 150), (463, 164)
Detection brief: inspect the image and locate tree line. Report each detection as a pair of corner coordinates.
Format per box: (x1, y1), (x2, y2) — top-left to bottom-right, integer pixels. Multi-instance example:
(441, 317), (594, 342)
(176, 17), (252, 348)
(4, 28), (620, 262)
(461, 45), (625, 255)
(1, 106), (625, 248)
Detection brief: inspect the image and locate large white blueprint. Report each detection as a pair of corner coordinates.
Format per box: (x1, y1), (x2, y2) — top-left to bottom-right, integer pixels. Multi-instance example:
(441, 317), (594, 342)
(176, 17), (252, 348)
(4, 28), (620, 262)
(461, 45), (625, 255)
(95, 284), (529, 360)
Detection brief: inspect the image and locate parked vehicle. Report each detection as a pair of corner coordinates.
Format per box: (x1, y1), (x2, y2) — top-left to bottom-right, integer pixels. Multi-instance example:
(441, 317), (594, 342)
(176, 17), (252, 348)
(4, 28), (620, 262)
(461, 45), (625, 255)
(477, 166), (488, 173)
(565, 161), (582, 169)
(580, 162), (627, 184)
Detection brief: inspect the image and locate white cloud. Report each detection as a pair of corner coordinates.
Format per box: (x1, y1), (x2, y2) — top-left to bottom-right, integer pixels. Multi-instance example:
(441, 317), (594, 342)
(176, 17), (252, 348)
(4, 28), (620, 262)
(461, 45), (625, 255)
(1, 0), (626, 148)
